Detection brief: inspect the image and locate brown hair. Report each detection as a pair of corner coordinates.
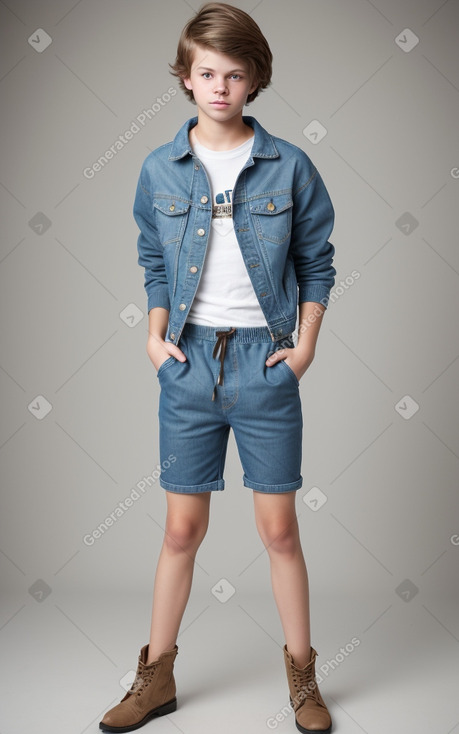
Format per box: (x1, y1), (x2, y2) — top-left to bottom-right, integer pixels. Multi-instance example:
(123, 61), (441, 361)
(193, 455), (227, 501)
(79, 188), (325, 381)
(170, 2), (272, 104)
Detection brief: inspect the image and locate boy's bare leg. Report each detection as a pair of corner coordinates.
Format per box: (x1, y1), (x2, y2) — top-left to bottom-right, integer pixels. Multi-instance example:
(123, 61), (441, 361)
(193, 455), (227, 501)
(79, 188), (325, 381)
(147, 491), (212, 663)
(253, 491), (311, 668)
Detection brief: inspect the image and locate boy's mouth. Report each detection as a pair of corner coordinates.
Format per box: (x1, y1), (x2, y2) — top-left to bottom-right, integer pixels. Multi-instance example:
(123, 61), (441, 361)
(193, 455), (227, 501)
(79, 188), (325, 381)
(211, 101), (230, 106)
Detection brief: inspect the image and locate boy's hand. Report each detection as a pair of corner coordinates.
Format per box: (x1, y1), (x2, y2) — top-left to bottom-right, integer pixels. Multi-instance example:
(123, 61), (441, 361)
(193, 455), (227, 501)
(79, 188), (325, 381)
(265, 345), (315, 382)
(147, 333), (187, 372)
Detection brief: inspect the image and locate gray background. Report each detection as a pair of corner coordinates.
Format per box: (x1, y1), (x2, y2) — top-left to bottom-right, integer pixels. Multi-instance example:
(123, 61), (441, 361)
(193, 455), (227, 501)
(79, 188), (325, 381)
(1, 1), (458, 733)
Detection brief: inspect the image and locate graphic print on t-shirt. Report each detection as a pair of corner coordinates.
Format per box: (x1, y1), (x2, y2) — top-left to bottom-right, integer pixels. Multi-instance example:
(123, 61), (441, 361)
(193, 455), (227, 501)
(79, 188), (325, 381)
(212, 188), (233, 235)
(213, 190), (233, 218)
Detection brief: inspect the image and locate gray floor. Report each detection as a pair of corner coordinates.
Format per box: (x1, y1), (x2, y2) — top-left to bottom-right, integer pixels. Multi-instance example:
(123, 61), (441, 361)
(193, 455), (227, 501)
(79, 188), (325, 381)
(1, 588), (458, 734)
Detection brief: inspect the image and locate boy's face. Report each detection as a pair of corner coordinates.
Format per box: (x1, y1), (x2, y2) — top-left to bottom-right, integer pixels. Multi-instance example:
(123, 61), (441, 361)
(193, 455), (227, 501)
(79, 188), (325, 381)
(183, 45), (257, 124)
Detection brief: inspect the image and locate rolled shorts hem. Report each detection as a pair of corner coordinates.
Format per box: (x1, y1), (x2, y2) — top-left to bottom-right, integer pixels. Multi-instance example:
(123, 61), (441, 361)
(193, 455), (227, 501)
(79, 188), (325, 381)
(243, 474), (303, 493)
(160, 477), (225, 493)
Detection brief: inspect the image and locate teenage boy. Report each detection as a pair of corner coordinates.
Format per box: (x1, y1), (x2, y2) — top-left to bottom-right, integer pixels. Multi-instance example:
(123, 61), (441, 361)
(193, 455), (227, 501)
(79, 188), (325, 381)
(100, 3), (335, 733)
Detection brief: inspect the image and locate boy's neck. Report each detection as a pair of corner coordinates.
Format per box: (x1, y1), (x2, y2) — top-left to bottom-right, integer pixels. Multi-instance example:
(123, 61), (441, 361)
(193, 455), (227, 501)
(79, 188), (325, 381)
(190, 115), (254, 151)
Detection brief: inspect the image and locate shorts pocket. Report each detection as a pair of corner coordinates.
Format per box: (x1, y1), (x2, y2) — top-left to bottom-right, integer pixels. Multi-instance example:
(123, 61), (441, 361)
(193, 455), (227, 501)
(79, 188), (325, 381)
(278, 359), (299, 387)
(157, 356), (177, 379)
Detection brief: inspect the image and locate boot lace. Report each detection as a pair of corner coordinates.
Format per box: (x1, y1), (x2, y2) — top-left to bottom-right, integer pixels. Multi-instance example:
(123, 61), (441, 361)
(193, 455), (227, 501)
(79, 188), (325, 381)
(129, 660), (158, 696)
(291, 664), (324, 711)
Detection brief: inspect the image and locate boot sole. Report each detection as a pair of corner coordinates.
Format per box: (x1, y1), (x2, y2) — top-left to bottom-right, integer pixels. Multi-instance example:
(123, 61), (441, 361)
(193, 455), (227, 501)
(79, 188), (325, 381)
(295, 723), (331, 734)
(99, 697), (177, 732)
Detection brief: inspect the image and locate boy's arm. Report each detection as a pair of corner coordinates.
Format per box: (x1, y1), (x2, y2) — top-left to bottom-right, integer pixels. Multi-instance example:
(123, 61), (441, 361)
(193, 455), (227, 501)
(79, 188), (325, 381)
(133, 161), (170, 315)
(133, 161), (186, 369)
(147, 307), (186, 371)
(290, 166), (336, 307)
(266, 301), (325, 380)
(296, 300), (325, 366)
(266, 159), (335, 380)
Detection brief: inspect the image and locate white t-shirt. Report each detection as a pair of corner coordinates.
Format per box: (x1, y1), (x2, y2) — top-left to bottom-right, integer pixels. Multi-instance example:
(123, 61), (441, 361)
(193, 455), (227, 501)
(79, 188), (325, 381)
(186, 136), (268, 327)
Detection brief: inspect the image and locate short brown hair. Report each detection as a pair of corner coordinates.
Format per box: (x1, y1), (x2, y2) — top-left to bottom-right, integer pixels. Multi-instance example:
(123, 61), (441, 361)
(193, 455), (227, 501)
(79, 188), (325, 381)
(170, 2), (272, 104)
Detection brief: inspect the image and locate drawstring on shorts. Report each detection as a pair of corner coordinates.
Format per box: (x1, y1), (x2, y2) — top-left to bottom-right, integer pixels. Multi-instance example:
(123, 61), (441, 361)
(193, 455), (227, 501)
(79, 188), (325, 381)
(211, 328), (236, 400)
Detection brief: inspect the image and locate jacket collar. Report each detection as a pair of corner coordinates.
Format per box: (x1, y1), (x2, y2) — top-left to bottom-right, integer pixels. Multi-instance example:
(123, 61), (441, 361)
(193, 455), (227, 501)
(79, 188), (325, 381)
(168, 115), (280, 161)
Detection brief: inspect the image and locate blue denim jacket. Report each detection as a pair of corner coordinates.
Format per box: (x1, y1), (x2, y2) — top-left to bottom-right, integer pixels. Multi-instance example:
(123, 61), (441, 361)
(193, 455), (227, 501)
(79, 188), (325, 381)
(133, 115), (336, 344)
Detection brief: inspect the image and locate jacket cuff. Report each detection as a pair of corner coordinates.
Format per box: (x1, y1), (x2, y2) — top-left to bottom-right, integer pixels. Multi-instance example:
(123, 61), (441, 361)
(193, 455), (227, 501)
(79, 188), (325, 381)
(147, 288), (170, 313)
(298, 283), (332, 308)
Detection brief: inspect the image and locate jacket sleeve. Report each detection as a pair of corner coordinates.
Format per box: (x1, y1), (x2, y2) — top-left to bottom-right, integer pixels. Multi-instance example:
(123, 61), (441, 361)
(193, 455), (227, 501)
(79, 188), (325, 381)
(290, 160), (336, 307)
(133, 160), (170, 314)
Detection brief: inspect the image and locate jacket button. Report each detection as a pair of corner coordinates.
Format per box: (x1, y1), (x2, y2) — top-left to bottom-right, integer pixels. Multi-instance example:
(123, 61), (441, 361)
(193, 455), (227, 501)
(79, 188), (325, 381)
(197, 228), (205, 236)
(169, 333), (175, 340)
(267, 202), (275, 211)
(179, 303), (186, 311)
(169, 204), (175, 211)
(200, 195), (208, 204)
(190, 266), (198, 273)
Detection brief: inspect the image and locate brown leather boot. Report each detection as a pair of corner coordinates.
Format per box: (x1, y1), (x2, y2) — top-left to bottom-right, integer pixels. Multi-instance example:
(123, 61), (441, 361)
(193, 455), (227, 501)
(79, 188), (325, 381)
(99, 644), (178, 732)
(283, 645), (332, 733)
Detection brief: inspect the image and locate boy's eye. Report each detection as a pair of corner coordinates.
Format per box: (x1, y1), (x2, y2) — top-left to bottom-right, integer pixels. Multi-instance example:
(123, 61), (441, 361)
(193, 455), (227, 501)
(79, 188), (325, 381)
(200, 72), (243, 80)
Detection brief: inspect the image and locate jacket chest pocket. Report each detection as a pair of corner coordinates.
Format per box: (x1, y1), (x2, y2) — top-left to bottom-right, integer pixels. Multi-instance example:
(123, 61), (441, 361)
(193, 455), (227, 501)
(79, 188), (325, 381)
(249, 194), (293, 245)
(153, 197), (190, 246)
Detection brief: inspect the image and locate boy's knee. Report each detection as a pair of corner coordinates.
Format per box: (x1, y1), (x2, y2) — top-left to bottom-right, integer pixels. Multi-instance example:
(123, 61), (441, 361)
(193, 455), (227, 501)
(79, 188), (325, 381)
(259, 522), (299, 556)
(164, 517), (208, 554)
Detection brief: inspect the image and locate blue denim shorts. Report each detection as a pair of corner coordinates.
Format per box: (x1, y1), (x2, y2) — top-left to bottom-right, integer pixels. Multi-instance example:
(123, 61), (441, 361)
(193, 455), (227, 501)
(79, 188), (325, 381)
(156, 323), (303, 494)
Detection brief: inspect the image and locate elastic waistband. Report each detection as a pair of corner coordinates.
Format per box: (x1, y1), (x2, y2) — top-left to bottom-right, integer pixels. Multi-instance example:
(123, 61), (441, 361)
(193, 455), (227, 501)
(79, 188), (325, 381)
(183, 322), (275, 344)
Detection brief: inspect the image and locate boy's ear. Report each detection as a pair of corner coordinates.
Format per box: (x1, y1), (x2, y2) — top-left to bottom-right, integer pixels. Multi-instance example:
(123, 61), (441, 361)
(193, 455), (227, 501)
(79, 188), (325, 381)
(183, 77), (193, 91)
